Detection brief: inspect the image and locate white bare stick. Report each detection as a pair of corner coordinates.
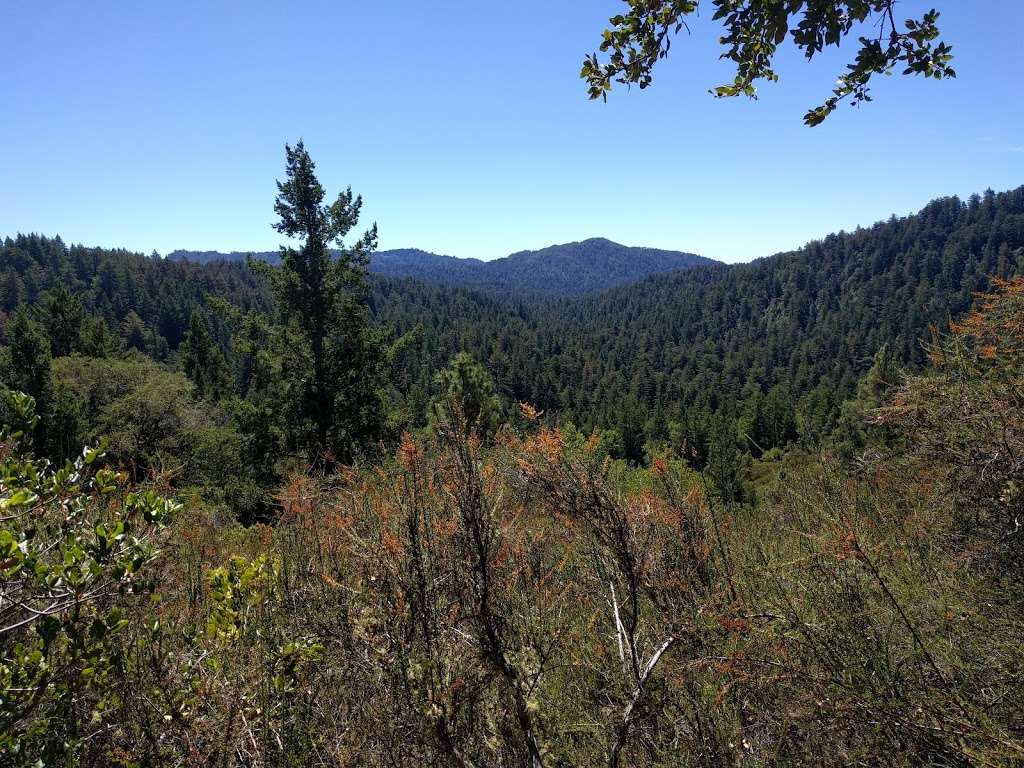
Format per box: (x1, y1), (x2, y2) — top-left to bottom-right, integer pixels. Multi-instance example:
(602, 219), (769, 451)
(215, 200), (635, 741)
(609, 635), (676, 768)
(609, 582), (627, 675)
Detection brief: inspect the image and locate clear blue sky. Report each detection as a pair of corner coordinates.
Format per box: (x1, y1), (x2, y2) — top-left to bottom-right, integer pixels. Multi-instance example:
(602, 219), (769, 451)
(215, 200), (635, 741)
(2, 1), (1022, 263)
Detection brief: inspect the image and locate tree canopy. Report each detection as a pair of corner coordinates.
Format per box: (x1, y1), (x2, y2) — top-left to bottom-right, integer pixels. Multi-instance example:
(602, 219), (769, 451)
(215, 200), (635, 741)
(583, 1), (955, 125)
(262, 140), (385, 465)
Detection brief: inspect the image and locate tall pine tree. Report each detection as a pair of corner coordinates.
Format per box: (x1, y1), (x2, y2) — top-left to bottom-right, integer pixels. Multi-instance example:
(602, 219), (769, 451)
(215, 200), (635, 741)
(265, 140), (385, 464)
(181, 309), (230, 400)
(3, 313), (54, 453)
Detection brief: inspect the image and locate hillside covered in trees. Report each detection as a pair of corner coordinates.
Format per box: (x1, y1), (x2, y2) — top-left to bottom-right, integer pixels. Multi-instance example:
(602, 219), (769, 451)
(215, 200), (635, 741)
(167, 237), (715, 298)
(377, 186), (1024, 459)
(4, 185), (1023, 473)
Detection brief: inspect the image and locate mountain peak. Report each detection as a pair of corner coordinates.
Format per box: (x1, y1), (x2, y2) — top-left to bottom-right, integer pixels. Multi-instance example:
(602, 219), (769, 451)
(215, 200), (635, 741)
(168, 239), (717, 297)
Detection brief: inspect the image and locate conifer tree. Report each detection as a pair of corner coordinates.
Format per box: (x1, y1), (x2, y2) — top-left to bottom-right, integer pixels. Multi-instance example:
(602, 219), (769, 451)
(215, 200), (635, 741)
(36, 285), (83, 357)
(266, 140), (384, 463)
(834, 342), (901, 463)
(3, 313), (54, 453)
(78, 316), (124, 358)
(705, 409), (747, 503)
(428, 352), (503, 442)
(181, 309), (230, 400)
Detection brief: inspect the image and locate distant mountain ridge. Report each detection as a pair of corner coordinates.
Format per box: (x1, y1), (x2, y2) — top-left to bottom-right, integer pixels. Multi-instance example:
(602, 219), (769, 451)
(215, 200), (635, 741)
(165, 238), (715, 297)
(4, 186), (1022, 438)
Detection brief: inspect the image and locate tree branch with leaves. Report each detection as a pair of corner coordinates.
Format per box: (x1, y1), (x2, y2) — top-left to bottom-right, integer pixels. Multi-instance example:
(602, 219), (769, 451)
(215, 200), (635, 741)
(582, 1), (955, 125)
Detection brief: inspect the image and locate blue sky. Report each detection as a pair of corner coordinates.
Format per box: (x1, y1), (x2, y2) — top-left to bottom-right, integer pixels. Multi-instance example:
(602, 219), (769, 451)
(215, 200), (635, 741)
(2, 1), (1022, 263)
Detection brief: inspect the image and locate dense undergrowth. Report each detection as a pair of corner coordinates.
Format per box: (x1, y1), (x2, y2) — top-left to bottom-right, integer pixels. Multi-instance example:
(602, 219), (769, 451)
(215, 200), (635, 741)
(3, 279), (1024, 766)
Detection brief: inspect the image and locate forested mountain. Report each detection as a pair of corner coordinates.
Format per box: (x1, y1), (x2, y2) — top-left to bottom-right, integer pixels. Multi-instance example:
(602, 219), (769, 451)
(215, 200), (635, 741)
(4, 186), (1024, 460)
(0, 235), (269, 358)
(167, 237), (715, 297)
(377, 187), (1024, 453)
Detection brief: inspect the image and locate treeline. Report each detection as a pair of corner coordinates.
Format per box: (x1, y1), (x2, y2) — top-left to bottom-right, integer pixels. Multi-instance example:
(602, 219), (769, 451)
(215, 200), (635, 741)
(0, 234), (270, 358)
(378, 187), (1024, 461)
(169, 237), (715, 298)
(2, 186), (1023, 514)
(0, 143), (396, 522)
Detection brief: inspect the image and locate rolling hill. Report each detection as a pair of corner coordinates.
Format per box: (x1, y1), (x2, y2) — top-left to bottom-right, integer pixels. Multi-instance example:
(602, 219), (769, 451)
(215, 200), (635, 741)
(166, 238), (715, 297)
(5, 186), (1022, 450)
